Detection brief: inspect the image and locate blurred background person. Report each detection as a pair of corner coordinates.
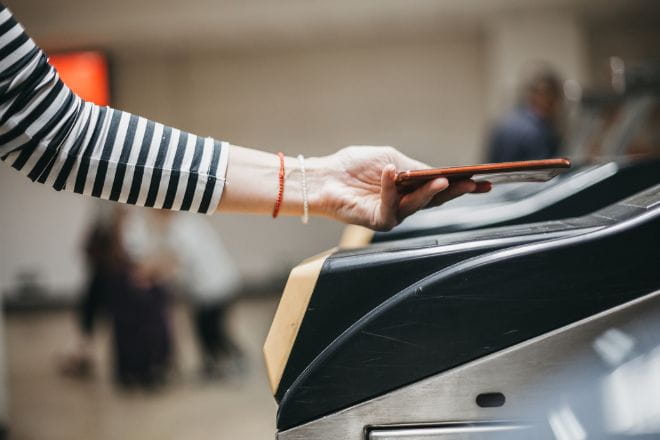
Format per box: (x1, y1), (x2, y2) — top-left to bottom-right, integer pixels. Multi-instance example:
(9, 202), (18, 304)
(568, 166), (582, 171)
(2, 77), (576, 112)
(487, 68), (564, 162)
(118, 208), (177, 389)
(150, 211), (245, 380)
(61, 205), (176, 389)
(59, 204), (127, 378)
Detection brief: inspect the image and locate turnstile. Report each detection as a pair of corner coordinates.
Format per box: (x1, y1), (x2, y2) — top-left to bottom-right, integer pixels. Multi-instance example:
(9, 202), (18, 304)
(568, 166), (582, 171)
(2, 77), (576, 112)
(266, 185), (660, 439)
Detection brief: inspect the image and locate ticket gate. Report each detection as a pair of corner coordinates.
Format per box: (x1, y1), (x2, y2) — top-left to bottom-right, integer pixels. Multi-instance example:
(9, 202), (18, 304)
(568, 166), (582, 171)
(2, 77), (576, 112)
(343, 157), (660, 245)
(265, 184), (660, 439)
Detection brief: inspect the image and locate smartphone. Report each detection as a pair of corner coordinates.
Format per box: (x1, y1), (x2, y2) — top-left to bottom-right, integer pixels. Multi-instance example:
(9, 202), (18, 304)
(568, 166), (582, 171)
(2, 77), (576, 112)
(396, 158), (571, 189)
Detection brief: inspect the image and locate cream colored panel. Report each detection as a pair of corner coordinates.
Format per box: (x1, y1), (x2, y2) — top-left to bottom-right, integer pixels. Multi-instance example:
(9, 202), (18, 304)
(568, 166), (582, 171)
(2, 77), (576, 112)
(263, 248), (336, 394)
(338, 225), (374, 249)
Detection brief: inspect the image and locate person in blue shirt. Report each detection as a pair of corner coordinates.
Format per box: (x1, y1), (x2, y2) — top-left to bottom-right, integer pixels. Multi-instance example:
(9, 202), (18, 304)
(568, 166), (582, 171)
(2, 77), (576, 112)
(487, 70), (563, 162)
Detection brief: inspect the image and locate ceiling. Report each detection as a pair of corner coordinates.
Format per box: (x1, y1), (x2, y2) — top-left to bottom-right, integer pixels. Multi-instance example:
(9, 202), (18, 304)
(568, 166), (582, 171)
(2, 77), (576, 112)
(7, 0), (660, 53)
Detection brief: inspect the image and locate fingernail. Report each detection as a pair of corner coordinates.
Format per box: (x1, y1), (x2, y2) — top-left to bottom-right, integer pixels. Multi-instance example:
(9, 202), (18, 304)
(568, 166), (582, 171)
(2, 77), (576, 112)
(434, 177), (449, 189)
(477, 181), (492, 192)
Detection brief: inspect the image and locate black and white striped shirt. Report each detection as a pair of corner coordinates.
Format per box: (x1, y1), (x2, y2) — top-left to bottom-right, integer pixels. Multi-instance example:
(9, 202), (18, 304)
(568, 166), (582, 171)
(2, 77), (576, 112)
(0, 4), (228, 214)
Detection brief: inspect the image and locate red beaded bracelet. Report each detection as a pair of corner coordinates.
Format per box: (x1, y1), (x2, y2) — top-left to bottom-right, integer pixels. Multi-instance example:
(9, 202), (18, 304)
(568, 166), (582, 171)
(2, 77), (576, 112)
(272, 152), (285, 218)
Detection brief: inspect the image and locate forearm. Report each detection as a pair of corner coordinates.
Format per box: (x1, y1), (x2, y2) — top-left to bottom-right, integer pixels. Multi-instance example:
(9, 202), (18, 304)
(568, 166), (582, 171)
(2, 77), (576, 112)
(217, 144), (329, 218)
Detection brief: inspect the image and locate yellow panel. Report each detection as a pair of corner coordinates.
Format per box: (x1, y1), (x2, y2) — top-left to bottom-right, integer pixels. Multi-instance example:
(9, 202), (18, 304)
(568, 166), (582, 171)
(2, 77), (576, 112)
(263, 248), (336, 395)
(338, 225), (373, 249)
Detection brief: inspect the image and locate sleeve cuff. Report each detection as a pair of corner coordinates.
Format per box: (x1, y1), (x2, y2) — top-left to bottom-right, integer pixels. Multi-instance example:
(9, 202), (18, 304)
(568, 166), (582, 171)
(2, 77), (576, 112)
(204, 140), (230, 215)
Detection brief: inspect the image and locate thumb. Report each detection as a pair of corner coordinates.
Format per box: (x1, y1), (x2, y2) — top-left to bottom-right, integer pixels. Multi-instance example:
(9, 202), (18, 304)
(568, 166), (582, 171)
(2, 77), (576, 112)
(377, 164), (399, 230)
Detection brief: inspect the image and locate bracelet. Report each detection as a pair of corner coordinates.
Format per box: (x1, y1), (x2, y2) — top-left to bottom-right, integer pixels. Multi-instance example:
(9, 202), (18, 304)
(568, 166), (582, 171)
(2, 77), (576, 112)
(272, 152), (285, 218)
(297, 154), (309, 224)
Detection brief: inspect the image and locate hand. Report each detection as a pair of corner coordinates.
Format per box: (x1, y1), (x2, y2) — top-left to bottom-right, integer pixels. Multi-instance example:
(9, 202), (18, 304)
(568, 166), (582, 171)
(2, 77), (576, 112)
(310, 146), (491, 231)
(218, 144), (490, 229)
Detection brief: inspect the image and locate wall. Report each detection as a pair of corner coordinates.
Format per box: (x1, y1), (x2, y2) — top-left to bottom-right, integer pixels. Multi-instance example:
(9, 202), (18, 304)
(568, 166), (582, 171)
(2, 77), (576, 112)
(0, 168), (91, 296)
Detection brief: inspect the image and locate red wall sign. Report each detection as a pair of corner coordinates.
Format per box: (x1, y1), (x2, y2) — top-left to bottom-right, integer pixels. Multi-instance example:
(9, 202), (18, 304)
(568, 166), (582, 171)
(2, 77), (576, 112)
(49, 52), (110, 106)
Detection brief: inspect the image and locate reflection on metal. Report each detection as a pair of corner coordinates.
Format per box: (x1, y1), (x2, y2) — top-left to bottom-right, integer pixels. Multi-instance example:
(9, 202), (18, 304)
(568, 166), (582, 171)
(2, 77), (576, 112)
(592, 328), (635, 367)
(602, 345), (660, 435)
(548, 405), (586, 440)
(368, 422), (532, 439)
(277, 290), (660, 440)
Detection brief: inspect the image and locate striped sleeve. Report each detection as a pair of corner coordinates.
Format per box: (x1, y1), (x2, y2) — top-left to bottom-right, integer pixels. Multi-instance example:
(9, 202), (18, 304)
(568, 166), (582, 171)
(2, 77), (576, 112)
(0, 4), (228, 214)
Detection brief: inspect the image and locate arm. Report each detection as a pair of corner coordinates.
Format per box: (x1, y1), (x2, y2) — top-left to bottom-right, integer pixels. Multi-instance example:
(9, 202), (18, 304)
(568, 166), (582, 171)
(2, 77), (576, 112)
(0, 4), (487, 230)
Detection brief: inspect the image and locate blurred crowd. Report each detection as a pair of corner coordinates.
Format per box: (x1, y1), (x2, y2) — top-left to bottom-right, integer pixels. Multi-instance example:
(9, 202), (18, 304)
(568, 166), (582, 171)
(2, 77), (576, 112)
(59, 205), (245, 389)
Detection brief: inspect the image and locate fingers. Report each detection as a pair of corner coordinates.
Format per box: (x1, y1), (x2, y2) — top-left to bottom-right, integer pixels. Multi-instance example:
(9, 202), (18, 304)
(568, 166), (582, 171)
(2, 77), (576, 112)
(377, 164), (400, 230)
(368, 147), (493, 230)
(427, 179), (478, 207)
(473, 181), (492, 193)
(398, 177), (449, 220)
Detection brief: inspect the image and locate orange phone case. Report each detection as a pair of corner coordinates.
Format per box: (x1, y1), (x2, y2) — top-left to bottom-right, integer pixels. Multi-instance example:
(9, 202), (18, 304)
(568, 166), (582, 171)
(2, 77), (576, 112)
(396, 158), (571, 188)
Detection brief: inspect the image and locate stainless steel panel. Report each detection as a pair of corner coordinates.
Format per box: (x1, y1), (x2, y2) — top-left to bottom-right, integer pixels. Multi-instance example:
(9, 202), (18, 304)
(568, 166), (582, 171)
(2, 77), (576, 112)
(278, 290), (660, 440)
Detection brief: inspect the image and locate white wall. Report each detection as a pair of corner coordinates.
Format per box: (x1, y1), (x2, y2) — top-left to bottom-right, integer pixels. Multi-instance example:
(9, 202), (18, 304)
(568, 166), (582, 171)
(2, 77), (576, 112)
(0, 167), (91, 296)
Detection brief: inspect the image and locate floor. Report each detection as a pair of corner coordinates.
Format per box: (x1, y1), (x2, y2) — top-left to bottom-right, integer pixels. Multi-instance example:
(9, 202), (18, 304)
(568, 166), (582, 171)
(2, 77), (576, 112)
(4, 297), (280, 440)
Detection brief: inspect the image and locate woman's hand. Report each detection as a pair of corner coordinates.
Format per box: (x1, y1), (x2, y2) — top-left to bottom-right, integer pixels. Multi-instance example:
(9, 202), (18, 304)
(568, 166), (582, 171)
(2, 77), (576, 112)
(219, 144), (490, 230)
(308, 146), (491, 231)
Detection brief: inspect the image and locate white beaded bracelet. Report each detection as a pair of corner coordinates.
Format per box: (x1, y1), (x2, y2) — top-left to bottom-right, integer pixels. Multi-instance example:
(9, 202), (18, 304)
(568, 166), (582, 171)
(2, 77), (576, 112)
(297, 154), (310, 224)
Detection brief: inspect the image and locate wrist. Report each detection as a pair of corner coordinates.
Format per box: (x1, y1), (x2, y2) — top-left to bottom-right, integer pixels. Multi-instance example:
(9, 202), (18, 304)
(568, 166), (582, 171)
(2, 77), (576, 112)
(218, 144), (337, 219)
(299, 156), (328, 218)
(280, 155), (325, 218)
